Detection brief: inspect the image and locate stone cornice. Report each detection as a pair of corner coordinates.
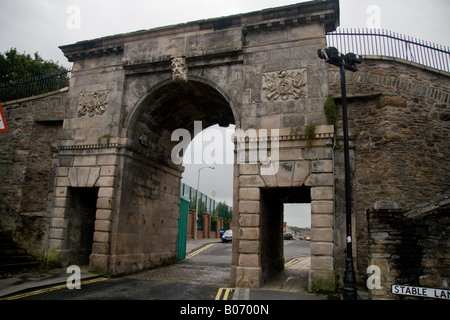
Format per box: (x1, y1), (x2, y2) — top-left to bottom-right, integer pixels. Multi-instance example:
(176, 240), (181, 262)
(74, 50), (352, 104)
(60, 44), (124, 63)
(242, 8), (338, 34)
(59, 0), (339, 62)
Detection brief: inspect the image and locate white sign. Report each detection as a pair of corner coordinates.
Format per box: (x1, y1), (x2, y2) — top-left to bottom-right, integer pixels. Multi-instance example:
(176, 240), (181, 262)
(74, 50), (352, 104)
(392, 284), (450, 300)
(0, 102), (8, 132)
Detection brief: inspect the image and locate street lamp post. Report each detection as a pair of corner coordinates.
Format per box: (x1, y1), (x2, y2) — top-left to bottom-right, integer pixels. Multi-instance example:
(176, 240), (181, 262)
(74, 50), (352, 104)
(318, 47), (362, 300)
(195, 165), (215, 240)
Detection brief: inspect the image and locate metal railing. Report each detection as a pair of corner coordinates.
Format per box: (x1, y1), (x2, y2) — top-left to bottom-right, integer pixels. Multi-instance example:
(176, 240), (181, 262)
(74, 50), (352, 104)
(0, 69), (71, 102)
(327, 28), (450, 72)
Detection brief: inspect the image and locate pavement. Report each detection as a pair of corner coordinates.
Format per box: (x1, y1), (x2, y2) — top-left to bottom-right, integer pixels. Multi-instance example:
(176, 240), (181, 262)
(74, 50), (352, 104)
(0, 238), (342, 300)
(0, 238), (217, 300)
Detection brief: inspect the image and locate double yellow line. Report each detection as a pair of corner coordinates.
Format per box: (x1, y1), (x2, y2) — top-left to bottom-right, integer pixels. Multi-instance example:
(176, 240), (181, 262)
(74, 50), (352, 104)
(184, 243), (216, 260)
(284, 257), (307, 268)
(1, 277), (108, 300)
(215, 287), (234, 300)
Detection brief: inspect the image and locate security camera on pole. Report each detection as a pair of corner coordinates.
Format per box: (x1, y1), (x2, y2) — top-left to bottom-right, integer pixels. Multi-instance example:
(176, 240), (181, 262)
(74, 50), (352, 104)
(318, 47), (362, 300)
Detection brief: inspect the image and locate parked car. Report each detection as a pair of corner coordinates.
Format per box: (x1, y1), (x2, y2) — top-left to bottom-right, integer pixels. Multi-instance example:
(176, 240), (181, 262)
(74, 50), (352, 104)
(283, 233), (293, 240)
(222, 229), (232, 243)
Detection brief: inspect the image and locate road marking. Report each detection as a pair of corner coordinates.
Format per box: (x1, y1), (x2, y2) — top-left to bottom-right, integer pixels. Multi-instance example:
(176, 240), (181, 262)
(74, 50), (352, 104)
(215, 287), (234, 300)
(1, 277), (108, 300)
(284, 257), (307, 268)
(232, 287), (250, 300)
(184, 243), (216, 260)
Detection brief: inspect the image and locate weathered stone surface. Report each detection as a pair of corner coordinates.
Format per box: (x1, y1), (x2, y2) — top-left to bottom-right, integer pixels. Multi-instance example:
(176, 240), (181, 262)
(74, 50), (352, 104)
(311, 228), (333, 242)
(311, 242), (334, 256)
(1, 0), (448, 297)
(239, 227), (260, 241)
(311, 160), (333, 173)
(238, 253), (260, 267)
(311, 214), (334, 228)
(239, 214), (260, 227)
(309, 269), (336, 292)
(239, 201), (260, 214)
(311, 187), (334, 200)
(239, 188), (260, 200)
(292, 161), (310, 186)
(310, 256), (334, 270)
(330, 57), (450, 284)
(366, 196), (450, 299)
(311, 201), (334, 214)
(235, 267), (262, 288)
(239, 240), (260, 253)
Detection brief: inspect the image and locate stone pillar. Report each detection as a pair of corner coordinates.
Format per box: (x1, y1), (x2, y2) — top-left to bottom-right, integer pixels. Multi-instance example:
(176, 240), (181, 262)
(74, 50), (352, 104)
(307, 151), (336, 292)
(187, 210), (195, 239)
(202, 212), (211, 238)
(236, 187), (262, 288)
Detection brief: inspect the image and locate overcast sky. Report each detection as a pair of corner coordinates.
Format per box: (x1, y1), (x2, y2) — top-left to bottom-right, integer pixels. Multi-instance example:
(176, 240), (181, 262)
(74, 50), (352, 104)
(1, 0), (448, 227)
(1, 0), (448, 68)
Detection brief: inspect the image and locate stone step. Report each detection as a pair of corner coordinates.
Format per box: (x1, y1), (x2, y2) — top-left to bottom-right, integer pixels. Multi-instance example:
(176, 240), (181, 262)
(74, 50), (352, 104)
(0, 230), (40, 275)
(0, 249), (27, 256)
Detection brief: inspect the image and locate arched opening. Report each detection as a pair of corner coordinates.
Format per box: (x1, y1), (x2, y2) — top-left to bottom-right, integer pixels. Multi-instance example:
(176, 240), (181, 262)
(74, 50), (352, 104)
(127, 80), (235, 168)
(180, 123), (235, 238)
(114, 80), (235, 275)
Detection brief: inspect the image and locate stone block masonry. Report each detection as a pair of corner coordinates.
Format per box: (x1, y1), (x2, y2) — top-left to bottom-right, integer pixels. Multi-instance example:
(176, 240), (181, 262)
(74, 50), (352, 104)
(329, 57), (450, 284)
(46, 146), (120, 270)
(6, 0), (449, 298)
(0, 89), (67, 259)
(367, 191), (450, 299)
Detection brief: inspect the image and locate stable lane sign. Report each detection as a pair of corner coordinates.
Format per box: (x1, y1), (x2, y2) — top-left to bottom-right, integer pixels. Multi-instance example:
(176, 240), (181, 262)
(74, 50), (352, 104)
(0, 102), (7, 133)
(392, 284), (450, 300)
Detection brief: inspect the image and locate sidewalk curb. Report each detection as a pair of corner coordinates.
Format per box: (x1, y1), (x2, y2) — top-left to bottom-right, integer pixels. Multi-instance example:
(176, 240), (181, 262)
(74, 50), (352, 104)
(0, 269), (103, 299)
(0, 240), (221, 299)
(186, 240), (221, 255)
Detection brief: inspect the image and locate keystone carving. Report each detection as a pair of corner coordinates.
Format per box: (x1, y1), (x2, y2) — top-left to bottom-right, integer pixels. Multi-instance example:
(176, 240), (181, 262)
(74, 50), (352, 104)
(171, 56), (188, 82)
(262, 69), (308, 102)
(77, 90), (109, 117)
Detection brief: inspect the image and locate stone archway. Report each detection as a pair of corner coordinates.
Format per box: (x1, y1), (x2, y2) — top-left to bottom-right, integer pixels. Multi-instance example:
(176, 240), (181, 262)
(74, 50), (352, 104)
(105, 79), (237, 275)
(45, 0), (341, 293)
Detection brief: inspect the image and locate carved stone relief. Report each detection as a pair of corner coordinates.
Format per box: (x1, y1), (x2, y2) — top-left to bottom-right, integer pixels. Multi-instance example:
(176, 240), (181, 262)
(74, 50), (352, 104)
(77, 90), (109, 117)
(262, 69), (308, 102)
(171, 56), (188, 82)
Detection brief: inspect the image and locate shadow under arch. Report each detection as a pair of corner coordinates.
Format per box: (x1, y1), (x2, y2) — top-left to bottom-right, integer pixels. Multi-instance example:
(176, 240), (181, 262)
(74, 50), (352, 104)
(125, 78), (237, 164)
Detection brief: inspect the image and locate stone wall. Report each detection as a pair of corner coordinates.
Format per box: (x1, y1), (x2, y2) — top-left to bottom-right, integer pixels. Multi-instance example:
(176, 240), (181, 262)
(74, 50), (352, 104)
(0, 89), (67, 258)
(367, 191), (450, 299)
(329, 58), (450, 285)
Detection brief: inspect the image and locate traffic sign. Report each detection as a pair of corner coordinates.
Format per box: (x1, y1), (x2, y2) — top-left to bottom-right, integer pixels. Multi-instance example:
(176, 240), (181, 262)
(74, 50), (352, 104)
(392, 284), (450, 300)
(0, 102), (7, 133)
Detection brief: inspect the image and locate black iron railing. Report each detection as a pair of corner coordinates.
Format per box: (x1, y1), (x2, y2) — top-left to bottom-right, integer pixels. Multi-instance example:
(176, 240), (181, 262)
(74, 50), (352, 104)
(327, 28), (450, 72)
(0, 69), (71, 102)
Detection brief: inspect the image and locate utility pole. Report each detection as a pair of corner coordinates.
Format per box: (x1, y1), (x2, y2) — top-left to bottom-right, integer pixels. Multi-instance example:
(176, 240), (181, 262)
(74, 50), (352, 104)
(195, 166), (215, 240)
(318, 47), (362, 300)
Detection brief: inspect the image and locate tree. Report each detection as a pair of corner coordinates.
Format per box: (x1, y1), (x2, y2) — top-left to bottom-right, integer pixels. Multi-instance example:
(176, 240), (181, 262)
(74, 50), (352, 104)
(213, 201), (232, 226)
(0, 48), (67, 85)
(0, 48), (70, 101)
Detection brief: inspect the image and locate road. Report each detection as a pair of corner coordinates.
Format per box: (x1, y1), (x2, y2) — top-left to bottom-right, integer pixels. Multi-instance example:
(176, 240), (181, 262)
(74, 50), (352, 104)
(17, 240), (312, 300)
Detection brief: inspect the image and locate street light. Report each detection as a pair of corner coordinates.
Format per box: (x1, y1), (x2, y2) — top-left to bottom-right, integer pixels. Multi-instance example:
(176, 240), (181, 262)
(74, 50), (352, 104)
(318, 47), (362, 300)
(195, 165), (215, 240)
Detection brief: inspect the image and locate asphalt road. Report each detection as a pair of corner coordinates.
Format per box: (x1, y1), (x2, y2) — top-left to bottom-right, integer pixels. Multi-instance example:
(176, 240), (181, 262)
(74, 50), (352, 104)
(18, 240), (311, 301)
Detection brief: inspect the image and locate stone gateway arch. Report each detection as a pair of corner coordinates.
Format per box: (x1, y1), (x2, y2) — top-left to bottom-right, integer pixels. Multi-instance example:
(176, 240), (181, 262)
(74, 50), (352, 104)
(46, 0), (341, 291)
